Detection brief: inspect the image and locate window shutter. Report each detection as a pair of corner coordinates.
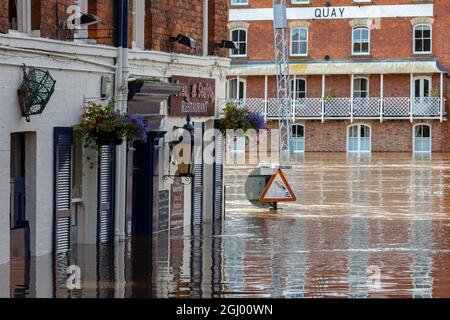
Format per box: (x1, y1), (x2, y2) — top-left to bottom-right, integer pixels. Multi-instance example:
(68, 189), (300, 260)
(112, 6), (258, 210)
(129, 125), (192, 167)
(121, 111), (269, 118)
(213, 121), (224, 221)
(53, 127), (73, 254)
(98, 146), (115, 244)
(192, 122), (204, 225)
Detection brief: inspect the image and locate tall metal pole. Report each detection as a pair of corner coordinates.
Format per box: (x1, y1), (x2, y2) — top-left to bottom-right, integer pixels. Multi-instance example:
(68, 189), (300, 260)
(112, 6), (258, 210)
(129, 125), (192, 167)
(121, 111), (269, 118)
(273, 0), (292, 154)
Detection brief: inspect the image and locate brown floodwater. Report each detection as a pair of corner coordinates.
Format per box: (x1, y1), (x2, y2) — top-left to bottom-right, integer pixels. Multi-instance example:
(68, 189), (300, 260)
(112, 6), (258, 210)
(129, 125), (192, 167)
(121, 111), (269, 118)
(3, 153), (450, 298)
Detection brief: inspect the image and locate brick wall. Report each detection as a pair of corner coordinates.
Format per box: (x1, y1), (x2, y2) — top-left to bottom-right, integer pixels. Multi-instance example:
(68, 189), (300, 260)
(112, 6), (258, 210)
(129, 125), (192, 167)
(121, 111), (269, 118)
(0, 0), (7, 34)
(265, 120), (450, 152)
(208, 0), (229, 56)
(88, 0), (116, 46)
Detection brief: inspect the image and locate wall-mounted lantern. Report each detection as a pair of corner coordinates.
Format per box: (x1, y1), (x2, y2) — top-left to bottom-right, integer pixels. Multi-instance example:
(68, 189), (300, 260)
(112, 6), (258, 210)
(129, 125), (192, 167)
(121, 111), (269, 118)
(17, 65), (56, 122)
(165, 115), (195, 183)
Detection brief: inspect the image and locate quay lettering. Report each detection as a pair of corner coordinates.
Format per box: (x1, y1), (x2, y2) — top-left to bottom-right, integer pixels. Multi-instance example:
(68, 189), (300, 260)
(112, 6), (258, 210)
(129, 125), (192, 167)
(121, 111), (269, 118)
(314, 7), (346, 19)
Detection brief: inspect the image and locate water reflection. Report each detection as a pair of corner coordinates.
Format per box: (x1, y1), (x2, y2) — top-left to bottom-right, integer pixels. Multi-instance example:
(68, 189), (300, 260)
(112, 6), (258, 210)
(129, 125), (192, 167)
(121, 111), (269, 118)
(3, 153), (450, 298)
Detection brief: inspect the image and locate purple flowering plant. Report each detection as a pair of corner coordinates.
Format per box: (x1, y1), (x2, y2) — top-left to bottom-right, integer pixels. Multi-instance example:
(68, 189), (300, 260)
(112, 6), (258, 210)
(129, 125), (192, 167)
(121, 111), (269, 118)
(124, 114), (151, 143)
(218, 101), (267, 134)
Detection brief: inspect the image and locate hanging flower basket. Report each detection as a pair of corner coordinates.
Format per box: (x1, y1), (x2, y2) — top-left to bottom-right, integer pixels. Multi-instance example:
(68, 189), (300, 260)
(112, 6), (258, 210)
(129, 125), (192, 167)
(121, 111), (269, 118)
(79, 100), (151, 150)
(218, 101), (267, 135)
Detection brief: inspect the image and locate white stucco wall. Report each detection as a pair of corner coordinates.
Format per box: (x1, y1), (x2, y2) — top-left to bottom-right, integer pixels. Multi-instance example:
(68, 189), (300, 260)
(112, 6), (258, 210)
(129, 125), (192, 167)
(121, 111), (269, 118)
(0, 35), (117, 264)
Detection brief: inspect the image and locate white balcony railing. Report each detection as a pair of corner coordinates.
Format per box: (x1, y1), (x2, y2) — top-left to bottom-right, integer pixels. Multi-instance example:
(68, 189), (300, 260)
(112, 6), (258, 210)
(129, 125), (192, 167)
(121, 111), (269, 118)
(219, 97), (445, 122)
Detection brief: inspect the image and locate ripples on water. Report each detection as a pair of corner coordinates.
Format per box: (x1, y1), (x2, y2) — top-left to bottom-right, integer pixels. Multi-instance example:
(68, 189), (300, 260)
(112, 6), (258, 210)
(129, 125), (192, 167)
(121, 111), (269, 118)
(3, 153), (450, 298)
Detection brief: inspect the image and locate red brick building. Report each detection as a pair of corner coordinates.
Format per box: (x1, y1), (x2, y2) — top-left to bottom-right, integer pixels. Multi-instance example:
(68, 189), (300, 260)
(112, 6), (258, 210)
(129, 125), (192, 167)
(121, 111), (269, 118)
(224, 0), (449, 153)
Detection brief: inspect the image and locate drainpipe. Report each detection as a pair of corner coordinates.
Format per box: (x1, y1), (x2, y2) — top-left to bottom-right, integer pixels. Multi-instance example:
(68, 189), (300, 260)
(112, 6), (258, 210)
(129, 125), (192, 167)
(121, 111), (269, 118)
(114, 0), (128, 242)
(203, 0), (208, 56)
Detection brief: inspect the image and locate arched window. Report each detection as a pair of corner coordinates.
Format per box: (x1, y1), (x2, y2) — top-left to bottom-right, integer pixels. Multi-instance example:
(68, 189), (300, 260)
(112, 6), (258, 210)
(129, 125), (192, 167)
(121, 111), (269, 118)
(290, 78), (307, 99)
(230, 28), (247, 56)
(414, 24), (432, 54)
(290, 27), (308, 56)
(353, 77), (369, 98)
(290, 124), (305, 153)
(348, 124), (371, 153)
(228, 78), (246, 100)
(413, 124), (431, 153)
(352, 26), (370, 55)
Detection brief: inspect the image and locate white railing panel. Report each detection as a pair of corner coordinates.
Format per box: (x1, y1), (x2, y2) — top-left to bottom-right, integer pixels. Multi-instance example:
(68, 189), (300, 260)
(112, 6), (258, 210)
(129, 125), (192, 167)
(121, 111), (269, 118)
(324, 98), (351, 118)
(383, 97), (410, 117)
(294, 98), (322, 118)
(353, 98), (380, 117)
(413, 97), (440, 117)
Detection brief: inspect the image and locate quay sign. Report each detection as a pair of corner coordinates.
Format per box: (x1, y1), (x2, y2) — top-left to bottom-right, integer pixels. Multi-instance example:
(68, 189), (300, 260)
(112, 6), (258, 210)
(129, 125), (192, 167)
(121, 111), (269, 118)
(229, 4), (434, 21)
(170, 76), (216, 117)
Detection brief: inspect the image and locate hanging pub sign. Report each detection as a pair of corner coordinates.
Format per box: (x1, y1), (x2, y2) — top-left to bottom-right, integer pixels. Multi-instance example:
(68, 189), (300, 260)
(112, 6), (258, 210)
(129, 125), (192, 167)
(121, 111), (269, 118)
(170, 76), (215, 117)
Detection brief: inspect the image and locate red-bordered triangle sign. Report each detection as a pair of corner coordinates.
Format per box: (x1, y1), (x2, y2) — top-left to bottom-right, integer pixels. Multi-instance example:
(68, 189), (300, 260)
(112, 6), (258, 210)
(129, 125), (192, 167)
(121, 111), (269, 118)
(259, 169), (297, 203)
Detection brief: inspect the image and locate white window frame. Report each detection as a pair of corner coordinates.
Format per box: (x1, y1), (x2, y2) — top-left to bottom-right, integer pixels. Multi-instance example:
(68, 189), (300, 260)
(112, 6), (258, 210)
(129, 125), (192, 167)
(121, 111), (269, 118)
(413, 24), (432, 54)
(290, 27), (308, 57)
(347, 124), (372, 153)
(230, 28), (248, 57)
(132, 0), (146, 49)
(412, 75), (432, 98)
(352, 26), (370, 55)
(352, 77), (370, 98)
(290, 124), (305, 153)
(291, 0), (310, 4)
(228, 78), (247, 99)
(231, 0), (248, 6)
(8, 0), (32, 35)
(290, 78), (307, 99)
(413, 124), (432, 153)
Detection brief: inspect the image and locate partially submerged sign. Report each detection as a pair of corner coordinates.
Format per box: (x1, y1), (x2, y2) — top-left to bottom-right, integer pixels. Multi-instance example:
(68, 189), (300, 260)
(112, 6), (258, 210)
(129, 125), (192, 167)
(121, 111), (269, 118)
(259, 169), (296, 203)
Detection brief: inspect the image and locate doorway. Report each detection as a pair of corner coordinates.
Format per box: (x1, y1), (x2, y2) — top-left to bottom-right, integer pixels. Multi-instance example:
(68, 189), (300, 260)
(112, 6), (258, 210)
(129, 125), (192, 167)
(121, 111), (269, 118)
(348, 124), (371, 153)
(10, 133), (30, 260)
(413, 124), (431, 153)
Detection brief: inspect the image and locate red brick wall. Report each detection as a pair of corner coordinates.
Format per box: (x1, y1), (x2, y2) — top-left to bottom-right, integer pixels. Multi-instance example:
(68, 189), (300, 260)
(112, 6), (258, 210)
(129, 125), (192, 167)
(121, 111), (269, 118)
(265, 120), (450, 152)
(209, 0), (229, 56)
(88, 0), (116, 46)
(0, 0), (8, 34)
(39, 0), (74, 40)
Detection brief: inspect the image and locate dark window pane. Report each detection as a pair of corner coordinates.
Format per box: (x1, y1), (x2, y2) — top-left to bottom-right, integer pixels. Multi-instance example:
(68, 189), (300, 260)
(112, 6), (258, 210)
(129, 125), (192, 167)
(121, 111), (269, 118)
(415, 80), (421, 97)
(299, 42), (307, 54)
(354, 43), (360, 52)
(298, 80), (306, 91)
(415, 39), (423, 52)
(292, 30), (299, 41)
(423, 39), (431, 52)
(239, 30), (246, 41)
(362, 42), (369, 52)
(232, 30), (239, 42)
(415, 29), (422, 39)
(423, 29), (431, 38)
(423, 125), (431, 138)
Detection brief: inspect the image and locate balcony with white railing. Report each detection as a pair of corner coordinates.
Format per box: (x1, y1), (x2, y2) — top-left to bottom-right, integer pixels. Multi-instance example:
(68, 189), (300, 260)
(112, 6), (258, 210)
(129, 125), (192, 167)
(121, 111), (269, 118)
(219, 97), (446, 122)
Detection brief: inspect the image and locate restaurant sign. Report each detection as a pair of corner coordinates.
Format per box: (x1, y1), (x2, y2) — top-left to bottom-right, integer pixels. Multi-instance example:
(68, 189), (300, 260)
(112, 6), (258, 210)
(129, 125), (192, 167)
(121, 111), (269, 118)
(170, 76), (216, 117)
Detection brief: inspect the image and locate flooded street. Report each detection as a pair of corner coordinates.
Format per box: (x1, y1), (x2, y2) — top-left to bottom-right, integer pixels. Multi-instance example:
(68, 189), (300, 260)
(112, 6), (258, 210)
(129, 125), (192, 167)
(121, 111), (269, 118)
(3, 153), (450, 298)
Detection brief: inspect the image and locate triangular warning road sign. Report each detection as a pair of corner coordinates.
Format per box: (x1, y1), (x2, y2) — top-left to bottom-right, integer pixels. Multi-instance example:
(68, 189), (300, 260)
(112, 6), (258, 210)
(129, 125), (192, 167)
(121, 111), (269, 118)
(259, 169), (297, 203)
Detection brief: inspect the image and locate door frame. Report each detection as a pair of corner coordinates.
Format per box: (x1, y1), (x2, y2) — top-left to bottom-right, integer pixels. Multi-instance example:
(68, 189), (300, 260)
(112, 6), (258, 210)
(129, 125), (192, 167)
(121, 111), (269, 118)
(347, 123), (372, 153)
(412, 75), (432, 98)
(290, 124), (305, 153)
(412, 123), (432, 153)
